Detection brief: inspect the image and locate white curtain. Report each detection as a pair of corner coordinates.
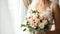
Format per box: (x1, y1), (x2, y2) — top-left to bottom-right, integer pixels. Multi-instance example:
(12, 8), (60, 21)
(0, 0), (19, 34)
(0, 0), (27, 34)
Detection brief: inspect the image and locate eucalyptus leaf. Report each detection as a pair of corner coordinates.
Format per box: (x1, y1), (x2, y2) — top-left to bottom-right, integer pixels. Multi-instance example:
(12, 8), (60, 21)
(23, 28), (26, 31)
(21, 24), (26, 27)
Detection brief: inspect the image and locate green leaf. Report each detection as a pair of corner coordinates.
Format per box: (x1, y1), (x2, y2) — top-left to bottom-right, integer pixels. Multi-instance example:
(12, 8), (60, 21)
(23, 28), (26, 31)
(37, 15), (40, 18)
(27, 25), (34, 32)
(21, 24), (26, 27)
(26, 21), (29, 26)
(40, 28), (45, 32)
(32, 11), (36, 13)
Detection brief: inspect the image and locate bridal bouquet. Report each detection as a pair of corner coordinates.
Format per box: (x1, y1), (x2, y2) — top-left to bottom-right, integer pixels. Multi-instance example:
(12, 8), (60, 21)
(21, 10), (50, 34)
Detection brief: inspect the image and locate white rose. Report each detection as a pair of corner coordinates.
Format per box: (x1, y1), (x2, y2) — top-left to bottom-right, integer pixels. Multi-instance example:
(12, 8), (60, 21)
(38, 23), (44, 29)
(39, 12), (43, 17)
(32, 14), (37, 19)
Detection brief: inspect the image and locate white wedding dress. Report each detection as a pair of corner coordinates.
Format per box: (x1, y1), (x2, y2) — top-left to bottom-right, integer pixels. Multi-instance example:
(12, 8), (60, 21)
(27, 0), (55, 31)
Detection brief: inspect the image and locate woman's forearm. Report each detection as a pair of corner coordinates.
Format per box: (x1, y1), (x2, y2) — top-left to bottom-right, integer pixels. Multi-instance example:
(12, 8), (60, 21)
(23, 0), (32, 9)
(53, 3), (60, 30)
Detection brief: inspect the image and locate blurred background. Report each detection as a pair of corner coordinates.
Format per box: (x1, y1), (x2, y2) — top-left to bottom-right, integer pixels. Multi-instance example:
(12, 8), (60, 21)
(0, 0), (60, 34)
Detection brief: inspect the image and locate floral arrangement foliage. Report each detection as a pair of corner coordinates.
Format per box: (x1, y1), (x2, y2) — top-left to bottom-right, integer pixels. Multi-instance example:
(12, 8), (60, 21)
(21, 10), (50, 32)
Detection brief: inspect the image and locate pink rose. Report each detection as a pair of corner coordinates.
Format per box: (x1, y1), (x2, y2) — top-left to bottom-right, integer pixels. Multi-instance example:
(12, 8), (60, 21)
(42, 19), (47, 25)
(35, 18), (40, 23)
(30, 21), (35, 28)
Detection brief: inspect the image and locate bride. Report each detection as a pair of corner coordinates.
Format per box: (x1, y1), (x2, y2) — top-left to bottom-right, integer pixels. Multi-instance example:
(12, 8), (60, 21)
(23, 0), (60, 34)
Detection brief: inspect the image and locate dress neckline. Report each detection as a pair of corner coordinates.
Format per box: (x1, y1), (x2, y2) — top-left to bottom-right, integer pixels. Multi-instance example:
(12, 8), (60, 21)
(35, 2), (53, 14)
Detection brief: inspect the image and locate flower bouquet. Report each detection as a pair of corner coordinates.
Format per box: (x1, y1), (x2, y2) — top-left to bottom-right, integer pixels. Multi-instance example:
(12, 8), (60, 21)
(21, 10), (50, 34)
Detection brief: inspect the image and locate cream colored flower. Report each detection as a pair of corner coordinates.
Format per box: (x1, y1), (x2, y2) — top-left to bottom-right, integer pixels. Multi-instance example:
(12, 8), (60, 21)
(33, 15), (37, 19)
(30, 21), (36, 28)
(38, 23), (44, 29)
(39, 12), (44, 18)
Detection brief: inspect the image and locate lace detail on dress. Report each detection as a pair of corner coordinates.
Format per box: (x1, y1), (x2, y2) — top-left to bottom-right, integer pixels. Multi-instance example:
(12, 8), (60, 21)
(42, 3), (55, 31)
